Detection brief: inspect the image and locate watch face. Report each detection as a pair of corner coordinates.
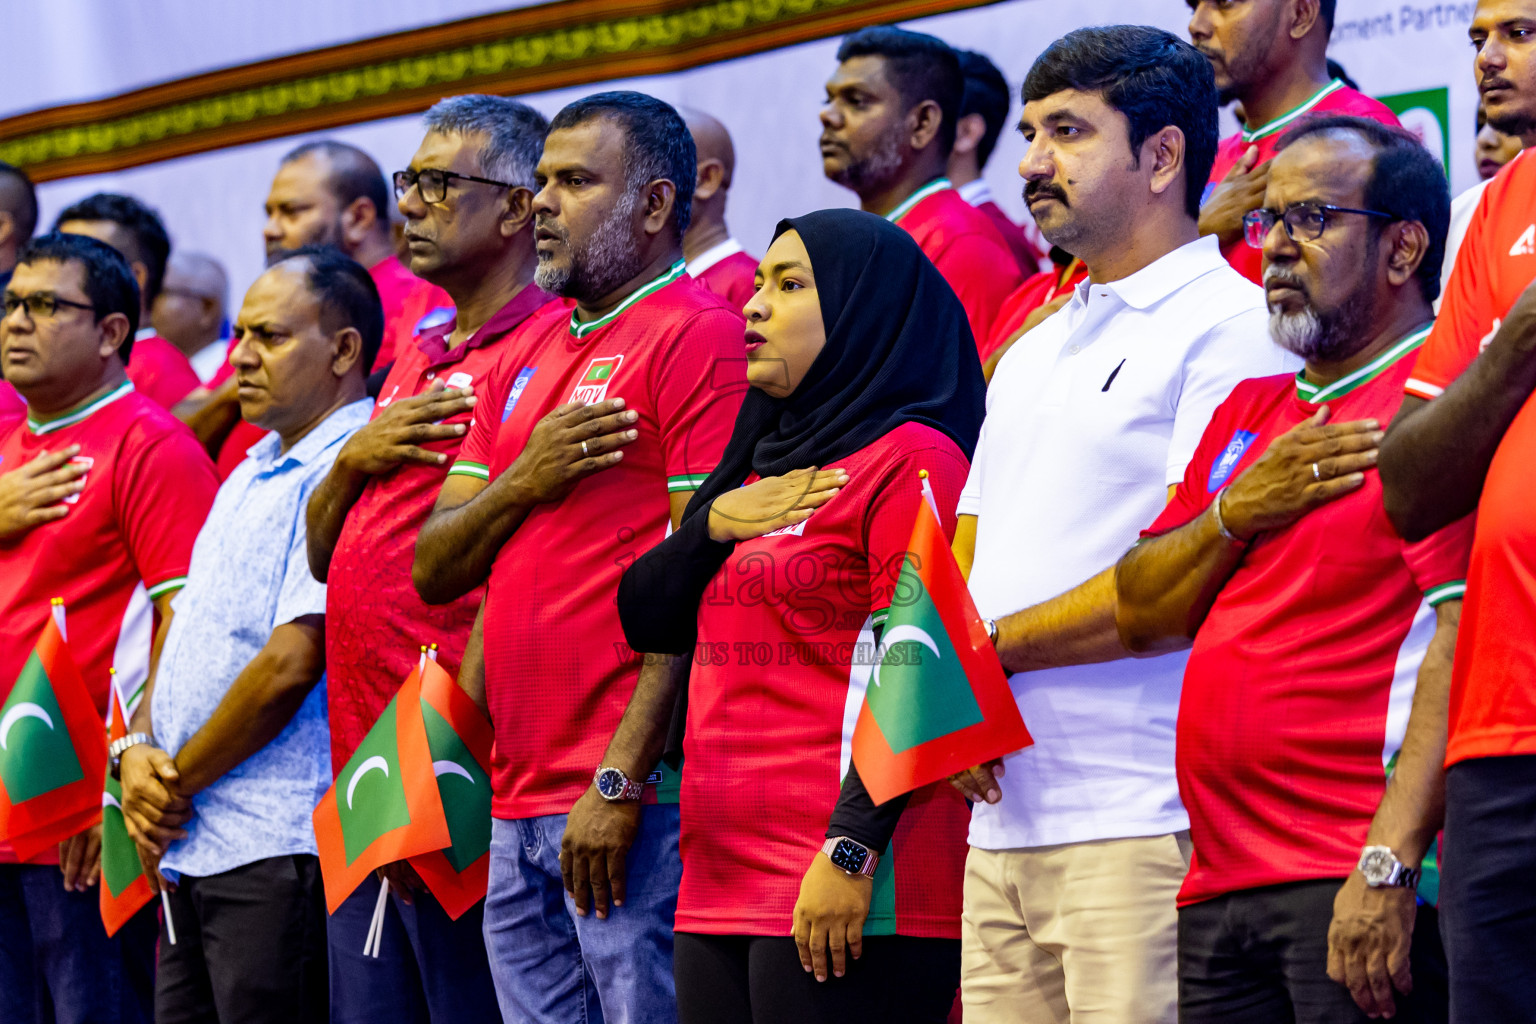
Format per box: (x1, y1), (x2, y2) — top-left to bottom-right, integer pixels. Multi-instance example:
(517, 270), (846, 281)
(1360, 848), (1394, 884)
(828, 839), (870, 874)
(595, 769), (626, 799)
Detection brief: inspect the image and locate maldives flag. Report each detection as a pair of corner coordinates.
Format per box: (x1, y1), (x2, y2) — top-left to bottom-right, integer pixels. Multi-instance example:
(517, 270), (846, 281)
(312, 664), (449, 913)
(408, 657), (493, 920)
(0, 610), (108, 860)
(101, 678), (154, 937)
(852, 486), (1031, 805)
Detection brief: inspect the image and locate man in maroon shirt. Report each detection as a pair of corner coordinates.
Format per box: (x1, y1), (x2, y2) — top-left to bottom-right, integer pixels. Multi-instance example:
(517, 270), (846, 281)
(304, 95), (554, 1024)
(680, 107), (758, 310)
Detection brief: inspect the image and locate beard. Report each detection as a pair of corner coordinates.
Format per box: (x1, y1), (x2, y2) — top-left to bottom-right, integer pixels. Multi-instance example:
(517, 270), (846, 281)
(826, 122), (905, 193)
(534, 189), (643, 300)
(1486, 102), (1536, 139)
(1264, 268), (1377, 363)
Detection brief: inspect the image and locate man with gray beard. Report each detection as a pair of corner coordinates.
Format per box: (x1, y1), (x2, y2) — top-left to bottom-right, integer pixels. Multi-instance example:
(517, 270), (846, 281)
(412, 90), (746, 1024)
(1114, 115), (1465, 1023)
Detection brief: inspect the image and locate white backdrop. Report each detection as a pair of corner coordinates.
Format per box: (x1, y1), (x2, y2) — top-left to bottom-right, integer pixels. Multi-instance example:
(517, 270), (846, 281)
(16, 0), (1482, 304)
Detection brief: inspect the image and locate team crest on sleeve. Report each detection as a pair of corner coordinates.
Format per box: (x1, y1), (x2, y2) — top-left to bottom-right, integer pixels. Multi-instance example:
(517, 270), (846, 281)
(1207, 430), (1258, 493)
(503, 367), (538, 421)
(569, 356), (623, 405)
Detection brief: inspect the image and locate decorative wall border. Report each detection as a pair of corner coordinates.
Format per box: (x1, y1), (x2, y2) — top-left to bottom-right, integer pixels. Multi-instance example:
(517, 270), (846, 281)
(1, 0), (1004, 182)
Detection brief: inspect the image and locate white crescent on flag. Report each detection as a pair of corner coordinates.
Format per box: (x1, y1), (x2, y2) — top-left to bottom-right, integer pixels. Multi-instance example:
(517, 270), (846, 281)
(103, 791), (123, 811)
(872, 625), (941, 689)
(433, 760), (475, 784)
(0, 703), (55, 750)
(345, 755), (390, 810)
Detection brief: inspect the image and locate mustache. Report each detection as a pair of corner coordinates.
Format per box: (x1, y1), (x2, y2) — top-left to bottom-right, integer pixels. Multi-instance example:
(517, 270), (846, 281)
(535, 216), (569, 242)
(1263, 267), (1311, 298)
(1194, 44), (1223, 63)
(1482, 76), (1515, 93)
(1024, 181), (1069, 206)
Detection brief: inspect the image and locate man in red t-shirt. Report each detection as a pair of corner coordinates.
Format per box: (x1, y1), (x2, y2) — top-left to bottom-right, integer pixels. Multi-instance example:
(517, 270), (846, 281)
(56, 194), (202, 410)
(0, 233), (217, 1024)
(680, 107), (758, 311)
(414, 92), (744, 1024)
(305, 96), (556, 1024)
(821, 26), (1022, 347)
(1189, 0), (1400, 284)
(1120, 118), (1459, 1022)
(1379, 4), (1536, 1017)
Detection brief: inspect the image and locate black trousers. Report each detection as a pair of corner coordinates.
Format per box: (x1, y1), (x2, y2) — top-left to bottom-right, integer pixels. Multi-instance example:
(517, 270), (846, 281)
(1178, 878), (1447, 1024)
(1442, 754), (1536, 1024)
(674, 932), (958, 1024)
(155, 855), (328, 1024)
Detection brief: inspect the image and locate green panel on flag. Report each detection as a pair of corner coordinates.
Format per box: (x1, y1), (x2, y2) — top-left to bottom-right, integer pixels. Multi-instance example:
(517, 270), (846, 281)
(421, 702), (491, 873)
(101, 776), (144, 897)
(338, 699), (412, 865)
(867, 573), (983, 754)
(0, 651), (85, 803)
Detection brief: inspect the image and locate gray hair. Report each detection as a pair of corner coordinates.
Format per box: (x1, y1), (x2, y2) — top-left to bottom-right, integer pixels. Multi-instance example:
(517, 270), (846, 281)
(422, 95), (549, 190)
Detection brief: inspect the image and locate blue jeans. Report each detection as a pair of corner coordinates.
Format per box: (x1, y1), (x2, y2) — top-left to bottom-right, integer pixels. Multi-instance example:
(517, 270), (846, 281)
(484, 805), (681, 1024)
(327, 872), (499, 1024)
(0, 863), (155, 1024)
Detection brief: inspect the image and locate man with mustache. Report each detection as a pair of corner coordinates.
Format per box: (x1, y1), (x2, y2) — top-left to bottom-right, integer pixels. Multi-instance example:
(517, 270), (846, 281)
(413, 91), (745, 1024)
(1188, 0), (1399, 284)
(820, 25), (1021, 347)
(946, 26), (1296, 1023)
(1116, 115), (1463, 1024)
(1380, 2), (1536, 1018)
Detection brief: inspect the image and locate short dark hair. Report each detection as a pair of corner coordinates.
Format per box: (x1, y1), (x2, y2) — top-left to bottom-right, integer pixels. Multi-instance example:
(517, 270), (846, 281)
(1023, 25), (1217, 219)
(53, 193), (170, 306)
(271, 244), (385, 371)
(1320, 0), (1337, 34)
(1325, 58), (1357, 91)
(0, 162), (37, 242)
(280, 141), (392, 235)
(16, 232), (142, 360)
(837, 26), (964, 154)
(1276, 115), (1450, 303)
(423, 95), (550, 189)
(957, 50), (1011, 168)
(548, 92), (696, 238)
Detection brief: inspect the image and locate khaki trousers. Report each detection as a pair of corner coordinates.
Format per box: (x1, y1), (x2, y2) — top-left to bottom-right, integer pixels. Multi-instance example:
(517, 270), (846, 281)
(960, 831), (1191, 1024)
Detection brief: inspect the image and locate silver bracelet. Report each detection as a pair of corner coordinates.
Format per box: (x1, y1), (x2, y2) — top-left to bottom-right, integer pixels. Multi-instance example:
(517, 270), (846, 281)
(1211, 486), (1246, 545)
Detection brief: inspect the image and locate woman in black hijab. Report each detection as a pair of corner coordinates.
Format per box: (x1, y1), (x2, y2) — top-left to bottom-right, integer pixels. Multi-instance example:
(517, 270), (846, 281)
(616, 209), (985, 1024)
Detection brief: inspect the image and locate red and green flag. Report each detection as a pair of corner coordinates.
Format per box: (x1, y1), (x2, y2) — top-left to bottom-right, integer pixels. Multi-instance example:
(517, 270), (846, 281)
(409, 656), (494, 920)
(0, 607), (108, 860)
(313, 662), (449, 913)
(101, 675), (154, 937)
(852, 481), (1032, 805)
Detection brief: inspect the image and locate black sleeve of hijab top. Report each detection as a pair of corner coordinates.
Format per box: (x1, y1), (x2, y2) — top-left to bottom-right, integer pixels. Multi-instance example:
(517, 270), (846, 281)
(617, 509), (736, 656)
(825, 622), (912, 851)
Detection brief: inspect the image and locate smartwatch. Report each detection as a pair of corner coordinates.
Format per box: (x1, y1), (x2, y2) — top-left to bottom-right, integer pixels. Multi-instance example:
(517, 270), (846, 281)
(1357, 845), (1421, 889)
(108, 732), (155, 781)
(593, 766), (644, 802)
(821, 836), (880, 878)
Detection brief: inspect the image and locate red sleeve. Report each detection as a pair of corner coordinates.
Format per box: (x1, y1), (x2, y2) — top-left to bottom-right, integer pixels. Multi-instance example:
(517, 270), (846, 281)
(863, 444), (969, 614)
(932, 238), (1024, 352)
(1403, 512), (1475, 605)
(127, 338), (201, 409)
(1407, 173), (1499, 399)
(1144, 387), (1249, 537)
(650, 307), (747, 495)
(450, 346), (518, 478)
(117, 426), (218, 595)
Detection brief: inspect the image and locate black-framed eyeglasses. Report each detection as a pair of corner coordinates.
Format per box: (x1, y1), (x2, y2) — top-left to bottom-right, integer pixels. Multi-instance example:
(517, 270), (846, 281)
(1243, 203), (1396, 249)
(3, 292), (96, 320)
(392, 167), (514, 204)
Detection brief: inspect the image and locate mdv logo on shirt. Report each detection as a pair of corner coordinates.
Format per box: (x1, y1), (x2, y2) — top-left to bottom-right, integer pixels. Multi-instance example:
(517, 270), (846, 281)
(1207, 430), (1258, 493)
(503, 367), (537, 421)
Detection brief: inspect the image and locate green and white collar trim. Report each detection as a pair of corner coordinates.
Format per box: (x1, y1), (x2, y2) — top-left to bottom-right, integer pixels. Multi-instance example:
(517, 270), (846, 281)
(28, 380), (134, 435)
(569, 260), (686, 339)
(1242, 79), (1345, 143)
(884, 177), (952, 224)
(1294, 325), (1431, 404)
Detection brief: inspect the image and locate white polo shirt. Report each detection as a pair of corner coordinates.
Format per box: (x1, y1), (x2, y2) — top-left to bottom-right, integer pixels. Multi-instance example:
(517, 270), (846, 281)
(960, 233), (1298, 851)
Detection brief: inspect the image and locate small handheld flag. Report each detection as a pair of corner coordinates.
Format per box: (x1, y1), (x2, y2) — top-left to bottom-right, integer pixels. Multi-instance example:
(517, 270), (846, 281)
(100, 671), (155, 937)
(851, 475), (1032, 805)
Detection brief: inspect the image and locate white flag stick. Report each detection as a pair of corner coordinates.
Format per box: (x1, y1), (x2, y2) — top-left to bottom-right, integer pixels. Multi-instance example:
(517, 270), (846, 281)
(161, 888), (177, 945)
(918, 469), (940, 520)
(365, 878), (390, 958)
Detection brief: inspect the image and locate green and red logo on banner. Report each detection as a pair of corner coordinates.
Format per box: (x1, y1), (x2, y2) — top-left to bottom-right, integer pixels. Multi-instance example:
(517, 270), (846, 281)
(852, 488), (1032, 805)
(101, 678), (154, 937)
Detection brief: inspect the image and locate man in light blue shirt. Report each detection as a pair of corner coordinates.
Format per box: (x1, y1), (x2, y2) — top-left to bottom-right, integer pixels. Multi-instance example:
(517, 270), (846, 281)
(117, 245), (380, 1024)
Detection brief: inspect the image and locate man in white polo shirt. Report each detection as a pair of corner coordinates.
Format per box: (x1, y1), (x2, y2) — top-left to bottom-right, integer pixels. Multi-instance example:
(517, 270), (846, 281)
(948, 26), (1297, 1024)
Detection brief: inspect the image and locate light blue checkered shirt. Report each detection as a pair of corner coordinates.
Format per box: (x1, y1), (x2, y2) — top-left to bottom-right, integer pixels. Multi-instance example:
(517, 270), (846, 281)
(154, 398), (372, 880)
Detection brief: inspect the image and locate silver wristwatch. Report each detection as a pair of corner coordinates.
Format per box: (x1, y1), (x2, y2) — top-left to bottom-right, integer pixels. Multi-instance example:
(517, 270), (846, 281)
(593, 765), (645, 802)
(108, 732), (154, 781)
(983, 618), (999, 645)
(1357, 845), (1421, 889)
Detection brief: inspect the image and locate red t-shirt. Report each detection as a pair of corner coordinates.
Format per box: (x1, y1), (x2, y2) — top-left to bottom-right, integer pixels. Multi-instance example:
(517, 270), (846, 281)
(451, 264), (746, 819)
(678, 422), (971, 938)
(1145, 335), (1471, 905)
(126, 331), (201, 409)
(890, 184), (1023, 352)
(981, 262), (1089, 363)
(691, 247), (759, 313)
(975, 199), (1045, 277)
(324, 285), (554, 775)
(1205, 81), (1400, 284)
(0, 382), (23, 420)
(1404, 151), (1536, 767)
(370, 256), (455, 369)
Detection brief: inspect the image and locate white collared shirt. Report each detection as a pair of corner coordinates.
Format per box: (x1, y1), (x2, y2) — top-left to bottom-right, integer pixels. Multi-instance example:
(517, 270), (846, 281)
(685, 237), (746, 279)
(959, 234), (1299, 850)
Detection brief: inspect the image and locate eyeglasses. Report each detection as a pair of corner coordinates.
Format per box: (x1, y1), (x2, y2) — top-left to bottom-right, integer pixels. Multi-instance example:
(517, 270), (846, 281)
(392, 167), (514, 204)
(1243, 203), (1397, 249)
(3, 292), (96, 320)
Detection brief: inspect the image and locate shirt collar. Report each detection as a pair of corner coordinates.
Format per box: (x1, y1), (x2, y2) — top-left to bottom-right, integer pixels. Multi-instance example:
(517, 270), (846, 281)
(134, 327), (157, 341)
(956, 179), (992, 206)
(27, 380), (134, 435)
(1294, 324), (1432, 404)
(686, 238), (745, 278)
(884, 177), (953, 224)
(1079, 235), (1227, 311)
(415, 284), (551, 368)
(246, 397), (373, 473)
(569, 260), (686, 339)
(1241, 79), (1345, 143)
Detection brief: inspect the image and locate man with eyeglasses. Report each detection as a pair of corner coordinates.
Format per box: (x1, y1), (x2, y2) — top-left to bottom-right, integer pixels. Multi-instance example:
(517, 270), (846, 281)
(0, 232), (217, 1024)
(1113, 116), (1462, 1023)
